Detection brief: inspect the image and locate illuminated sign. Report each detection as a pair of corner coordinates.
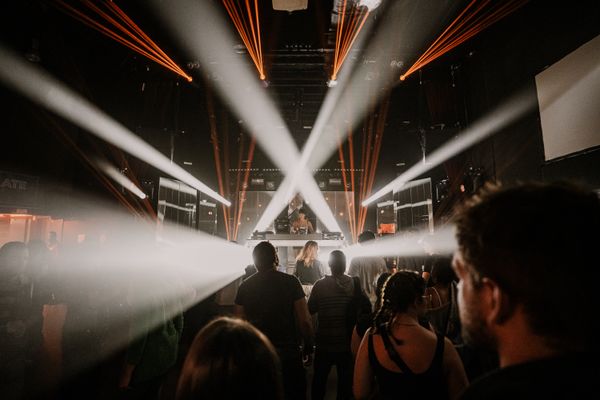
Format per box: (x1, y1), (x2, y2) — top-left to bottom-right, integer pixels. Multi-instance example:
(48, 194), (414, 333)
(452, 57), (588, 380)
(0, 171), (39, 209)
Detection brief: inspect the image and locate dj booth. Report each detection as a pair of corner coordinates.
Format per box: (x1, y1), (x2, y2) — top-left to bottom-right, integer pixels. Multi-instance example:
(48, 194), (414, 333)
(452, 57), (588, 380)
(246, 233), (346, 273)
(245, 233), (345, 248)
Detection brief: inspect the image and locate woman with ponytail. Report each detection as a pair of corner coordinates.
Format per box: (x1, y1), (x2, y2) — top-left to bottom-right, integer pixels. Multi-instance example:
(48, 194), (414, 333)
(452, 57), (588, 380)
(353, 271), (468, 400)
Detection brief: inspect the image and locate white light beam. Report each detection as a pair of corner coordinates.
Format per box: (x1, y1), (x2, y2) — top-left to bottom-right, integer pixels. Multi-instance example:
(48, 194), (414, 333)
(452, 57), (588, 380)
(0, 45), (231, 206)
(152, 0), (342, 233)
(344, 226), (458, 260)
(255, 13), (371, 233)
(363, 89), (538, 206)
(96, 159), (147, 199)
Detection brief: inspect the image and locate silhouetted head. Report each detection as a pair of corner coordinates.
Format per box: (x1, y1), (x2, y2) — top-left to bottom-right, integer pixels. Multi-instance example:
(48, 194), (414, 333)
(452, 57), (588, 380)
(454, 182), (600, 352)
(431, 257), (456, 285)
(374, 271), (426, 327)
(253, 241), (279, 272)
(328, 250), (346, 276)
(0, 241), (28, 276)
(298, 208), (308, 220)
(358, 230), (376, 243)
(382, 271), (426, 314)
(177, 317), (283, 400)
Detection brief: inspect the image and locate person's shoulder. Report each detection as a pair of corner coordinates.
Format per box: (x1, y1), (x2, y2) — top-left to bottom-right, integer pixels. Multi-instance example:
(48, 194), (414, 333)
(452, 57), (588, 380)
(314, 274), (334, 285)
(364, 326), (375, 337)
(239, 271), (269, 291)
(462, 354), (600, 399)
(277, 270), (294, 278)
(279, 270), (302, 284)
(310, 277), (325, 291)
(461, 366), (548, 400)
(313, 275), (326, 285)
(240, 271), (259, 285)
(459, 370), (504, 399)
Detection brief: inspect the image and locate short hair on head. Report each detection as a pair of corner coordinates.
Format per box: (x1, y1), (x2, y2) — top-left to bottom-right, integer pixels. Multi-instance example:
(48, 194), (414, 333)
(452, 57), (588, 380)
(298, 207), (308, 215)
(253, 241), (278, 272)
(358, 230), (376, 243)
(177, 317), (283, 400)
(455, 182), (600, 351)
(328, 250), (346, 275)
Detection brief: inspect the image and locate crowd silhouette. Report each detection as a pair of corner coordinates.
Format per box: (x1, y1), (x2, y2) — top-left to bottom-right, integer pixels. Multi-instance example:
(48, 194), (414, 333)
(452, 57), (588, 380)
(1, 182), (598, 399)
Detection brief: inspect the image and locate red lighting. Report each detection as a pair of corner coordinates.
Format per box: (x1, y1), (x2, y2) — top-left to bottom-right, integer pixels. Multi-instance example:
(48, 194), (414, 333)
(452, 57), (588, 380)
(401, 0), (528, 81)
(54, 0), (192, 82)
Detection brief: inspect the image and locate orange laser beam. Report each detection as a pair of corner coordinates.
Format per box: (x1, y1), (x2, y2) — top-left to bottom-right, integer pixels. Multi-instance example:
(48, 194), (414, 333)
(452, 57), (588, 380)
(105, 1), (190, 78)
(401, 0), (528, 81)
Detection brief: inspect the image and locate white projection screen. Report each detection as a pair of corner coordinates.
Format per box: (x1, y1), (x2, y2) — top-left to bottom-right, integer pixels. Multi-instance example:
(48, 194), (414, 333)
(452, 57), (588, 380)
(535, 34), (600, 161)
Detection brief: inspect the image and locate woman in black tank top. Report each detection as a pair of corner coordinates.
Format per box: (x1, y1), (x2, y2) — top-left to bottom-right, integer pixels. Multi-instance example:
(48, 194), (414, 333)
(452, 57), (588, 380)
(353, 272), (468, 400)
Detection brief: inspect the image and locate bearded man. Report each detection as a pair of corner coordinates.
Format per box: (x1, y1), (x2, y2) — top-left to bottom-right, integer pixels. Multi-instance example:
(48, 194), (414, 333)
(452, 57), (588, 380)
(453, 183), (600, 399)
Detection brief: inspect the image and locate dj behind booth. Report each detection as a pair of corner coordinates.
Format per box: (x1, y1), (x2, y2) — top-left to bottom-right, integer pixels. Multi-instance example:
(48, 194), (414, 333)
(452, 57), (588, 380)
(280, 193), (315, 234)
(247, 194), (344, 275)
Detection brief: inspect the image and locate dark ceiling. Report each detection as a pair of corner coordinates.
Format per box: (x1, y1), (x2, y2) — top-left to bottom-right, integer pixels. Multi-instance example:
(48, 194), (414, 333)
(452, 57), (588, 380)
(1, 0), (599, 208)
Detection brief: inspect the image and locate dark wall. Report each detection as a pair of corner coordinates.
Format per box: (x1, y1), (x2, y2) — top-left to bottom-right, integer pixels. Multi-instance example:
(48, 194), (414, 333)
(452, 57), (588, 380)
(461, 0), (600, 189)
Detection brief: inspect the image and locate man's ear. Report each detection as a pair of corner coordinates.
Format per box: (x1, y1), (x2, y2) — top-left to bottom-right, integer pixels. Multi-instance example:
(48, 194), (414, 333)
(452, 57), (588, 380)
(482, 277), (513, 325)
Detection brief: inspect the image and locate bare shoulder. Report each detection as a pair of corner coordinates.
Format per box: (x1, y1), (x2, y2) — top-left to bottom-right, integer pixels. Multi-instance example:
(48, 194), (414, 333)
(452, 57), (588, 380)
(442, 337), (461, 363)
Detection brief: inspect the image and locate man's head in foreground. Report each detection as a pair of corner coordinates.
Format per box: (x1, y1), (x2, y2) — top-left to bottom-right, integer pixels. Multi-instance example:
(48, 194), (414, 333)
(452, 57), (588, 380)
(453, 182), (599, 363)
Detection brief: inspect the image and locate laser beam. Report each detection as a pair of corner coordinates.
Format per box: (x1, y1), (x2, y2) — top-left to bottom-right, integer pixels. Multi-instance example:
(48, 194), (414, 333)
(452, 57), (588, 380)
(0, 44), (230, 206)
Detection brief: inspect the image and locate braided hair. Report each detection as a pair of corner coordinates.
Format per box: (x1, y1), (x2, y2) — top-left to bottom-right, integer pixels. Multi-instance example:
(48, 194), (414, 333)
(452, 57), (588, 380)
(373, 271), (426, 331)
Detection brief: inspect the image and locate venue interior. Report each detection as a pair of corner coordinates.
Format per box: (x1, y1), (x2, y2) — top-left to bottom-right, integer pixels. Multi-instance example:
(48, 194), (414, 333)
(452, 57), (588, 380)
(1, 0), (599, 399)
